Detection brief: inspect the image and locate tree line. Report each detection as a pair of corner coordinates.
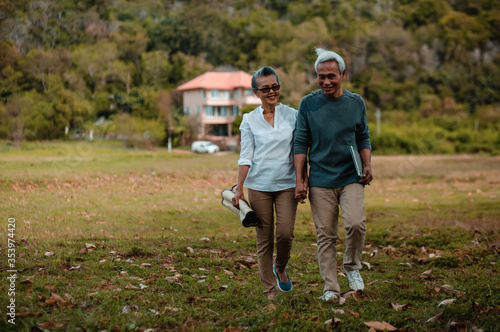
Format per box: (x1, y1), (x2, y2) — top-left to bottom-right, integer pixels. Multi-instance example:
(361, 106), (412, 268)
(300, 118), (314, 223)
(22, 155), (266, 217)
(0, 0), (499, 153)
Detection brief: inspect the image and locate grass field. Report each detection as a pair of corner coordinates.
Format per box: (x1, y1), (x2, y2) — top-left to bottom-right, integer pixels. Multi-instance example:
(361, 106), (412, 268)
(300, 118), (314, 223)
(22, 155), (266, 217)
(0, 140), (499, 331)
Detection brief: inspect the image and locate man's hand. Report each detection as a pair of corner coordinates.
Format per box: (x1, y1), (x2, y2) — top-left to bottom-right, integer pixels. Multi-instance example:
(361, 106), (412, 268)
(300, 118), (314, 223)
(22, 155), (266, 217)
(359, 149), (373, 185)
(295, 178), (308, 203)
(359, 166), (373, 185)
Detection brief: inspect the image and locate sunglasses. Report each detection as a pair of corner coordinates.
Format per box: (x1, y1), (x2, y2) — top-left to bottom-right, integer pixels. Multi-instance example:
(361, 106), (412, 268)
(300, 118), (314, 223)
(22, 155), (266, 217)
(257, 85), (280, 93)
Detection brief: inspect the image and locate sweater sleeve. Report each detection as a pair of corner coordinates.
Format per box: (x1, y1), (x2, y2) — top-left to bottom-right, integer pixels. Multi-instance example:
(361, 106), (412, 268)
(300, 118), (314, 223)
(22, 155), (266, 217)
(355, 97), (371, 151)
(294, 97), (310, 155)
(238, 114), (254, 166)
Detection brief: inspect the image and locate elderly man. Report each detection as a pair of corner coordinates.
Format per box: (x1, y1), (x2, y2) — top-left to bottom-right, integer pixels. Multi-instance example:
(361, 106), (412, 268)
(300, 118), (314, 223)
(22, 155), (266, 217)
(294, 48), (373, 301)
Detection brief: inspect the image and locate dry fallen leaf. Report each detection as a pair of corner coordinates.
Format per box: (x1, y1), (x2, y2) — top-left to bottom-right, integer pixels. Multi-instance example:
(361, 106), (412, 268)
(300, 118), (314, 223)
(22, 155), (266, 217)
(309, 315), (321, 322)
(236, 256), (256, 266)
(332, 309), (345, 315)
(45, 293), (75, 308)
(15, 312), (42, 317)
(363, 321), (397, 331)
(343, 291), (362, 302)
(44, 252), (55, 257)
(441, 284), (454, 291)
(165, 276), (180, 283)
(162, 306), (182, 313)
(38, 319), (64, 329)
(43, 283), (55, 292)
(438, 299), (456, 307)
(263, 303), (277, 310)
(64, 293), (75, 304)
(348, 310), (360, 318)
(125, 283), (139, 290)
(391, 302), (413, 311)
(324, 317), (341, 325)
(426, 312), (444, 323)
(187, 296), (215, 303)
(361, 261), (372, 270)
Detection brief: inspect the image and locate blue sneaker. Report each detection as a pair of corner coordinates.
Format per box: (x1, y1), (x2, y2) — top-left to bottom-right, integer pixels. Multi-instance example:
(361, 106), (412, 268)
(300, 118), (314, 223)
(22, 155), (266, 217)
(273, 265), (293, 292)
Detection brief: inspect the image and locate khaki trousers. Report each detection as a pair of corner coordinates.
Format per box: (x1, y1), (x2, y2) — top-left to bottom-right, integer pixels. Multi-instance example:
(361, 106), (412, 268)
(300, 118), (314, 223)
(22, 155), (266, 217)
(309, 183), (366, 295)
(248, 188), (298, 294)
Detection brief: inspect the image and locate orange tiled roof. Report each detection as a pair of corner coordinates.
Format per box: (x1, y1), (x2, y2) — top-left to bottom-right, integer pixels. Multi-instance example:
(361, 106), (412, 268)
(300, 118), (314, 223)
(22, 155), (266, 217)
(178, 71), (253, 91)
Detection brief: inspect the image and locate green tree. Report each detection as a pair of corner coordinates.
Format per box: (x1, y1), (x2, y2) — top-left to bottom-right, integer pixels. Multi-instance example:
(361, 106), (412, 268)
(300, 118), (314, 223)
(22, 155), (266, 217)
(72, 40), (119, 92)
(0, 94), (31, 146)
(22, 48), (71, 91)
(141, 50), (173, 88)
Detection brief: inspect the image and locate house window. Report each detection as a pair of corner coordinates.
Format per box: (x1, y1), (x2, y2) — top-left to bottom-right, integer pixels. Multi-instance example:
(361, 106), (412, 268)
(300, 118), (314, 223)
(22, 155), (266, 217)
(246, 89), (253, 96)
(219, 106), (227, 117)
(235, 89), (240, 98)
(203, 90), (206, 98)
(185, 107), (189, 115)
(205, 106), (215, 117)
(211, 90), (220, 98)
(231, 106), (239, 117)
(197, 105), (200, 115)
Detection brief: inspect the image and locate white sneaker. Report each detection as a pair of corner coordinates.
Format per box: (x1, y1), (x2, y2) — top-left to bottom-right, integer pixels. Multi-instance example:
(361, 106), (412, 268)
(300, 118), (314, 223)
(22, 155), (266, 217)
(344, 268), (364, 291)
(318, 291), (338, 301)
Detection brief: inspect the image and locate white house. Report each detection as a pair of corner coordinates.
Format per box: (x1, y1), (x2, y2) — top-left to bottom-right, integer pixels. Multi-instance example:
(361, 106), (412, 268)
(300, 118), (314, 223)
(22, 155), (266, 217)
(177, 71), (260, 138)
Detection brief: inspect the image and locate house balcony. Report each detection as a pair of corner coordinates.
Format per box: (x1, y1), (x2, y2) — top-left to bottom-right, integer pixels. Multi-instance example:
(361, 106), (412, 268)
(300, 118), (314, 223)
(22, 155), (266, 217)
(203, 115), (237, 124)
(243, 96), (260, 105)
(205, 99), (236, 107)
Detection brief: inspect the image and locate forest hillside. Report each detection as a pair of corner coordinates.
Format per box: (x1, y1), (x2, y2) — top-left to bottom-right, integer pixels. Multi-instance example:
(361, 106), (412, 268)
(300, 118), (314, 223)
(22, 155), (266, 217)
(1, 0), (499, 153)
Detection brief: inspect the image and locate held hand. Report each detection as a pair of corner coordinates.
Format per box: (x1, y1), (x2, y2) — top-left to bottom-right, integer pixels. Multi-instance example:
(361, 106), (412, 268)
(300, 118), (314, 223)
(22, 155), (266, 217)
(294, 180), (308, 204)
(359, 166), (373, 185)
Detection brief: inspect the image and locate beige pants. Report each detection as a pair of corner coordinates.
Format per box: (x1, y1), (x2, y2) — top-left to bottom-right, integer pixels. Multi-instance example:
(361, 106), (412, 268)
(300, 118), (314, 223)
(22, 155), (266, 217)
(309, 183), (366, 295)
(248, 188), (298, 294)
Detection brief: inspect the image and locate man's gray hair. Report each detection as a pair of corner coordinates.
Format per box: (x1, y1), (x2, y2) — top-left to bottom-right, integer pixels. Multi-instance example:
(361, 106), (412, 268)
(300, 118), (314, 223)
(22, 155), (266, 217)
(251, 66), (280, 90)
(314, 48), (346, 75)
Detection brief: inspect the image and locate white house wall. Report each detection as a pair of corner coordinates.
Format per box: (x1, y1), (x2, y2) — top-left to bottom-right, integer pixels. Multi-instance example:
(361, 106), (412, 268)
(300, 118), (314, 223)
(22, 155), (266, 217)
(183, 88), (260, 137)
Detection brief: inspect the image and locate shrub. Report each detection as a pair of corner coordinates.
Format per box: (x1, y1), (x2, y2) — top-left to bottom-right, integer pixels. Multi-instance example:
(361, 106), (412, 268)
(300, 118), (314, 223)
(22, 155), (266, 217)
(112, 113), (166, 150)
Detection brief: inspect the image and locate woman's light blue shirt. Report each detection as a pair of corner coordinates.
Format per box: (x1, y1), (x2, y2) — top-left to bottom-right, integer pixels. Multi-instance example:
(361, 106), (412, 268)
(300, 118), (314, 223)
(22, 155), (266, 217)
(238, 103), (298, 192)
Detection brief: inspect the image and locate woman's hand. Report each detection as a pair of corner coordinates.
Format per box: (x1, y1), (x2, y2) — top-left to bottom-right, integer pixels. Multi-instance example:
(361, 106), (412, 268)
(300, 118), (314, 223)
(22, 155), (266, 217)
(232, 188), (245, 208)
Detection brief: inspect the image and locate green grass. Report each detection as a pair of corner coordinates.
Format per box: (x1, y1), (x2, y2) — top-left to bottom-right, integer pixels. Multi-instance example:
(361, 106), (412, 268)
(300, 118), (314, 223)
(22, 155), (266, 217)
(0, 140), (499, 331)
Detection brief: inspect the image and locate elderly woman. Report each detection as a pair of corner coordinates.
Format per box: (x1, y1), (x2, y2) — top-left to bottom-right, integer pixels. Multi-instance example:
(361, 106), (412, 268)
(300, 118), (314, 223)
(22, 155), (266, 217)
(232, 66), (299, 300)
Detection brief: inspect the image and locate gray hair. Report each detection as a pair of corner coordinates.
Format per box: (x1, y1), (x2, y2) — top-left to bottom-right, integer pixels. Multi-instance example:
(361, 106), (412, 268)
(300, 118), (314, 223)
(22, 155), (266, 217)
(251, 66), (280, 90)
(314, 48), (346, 75)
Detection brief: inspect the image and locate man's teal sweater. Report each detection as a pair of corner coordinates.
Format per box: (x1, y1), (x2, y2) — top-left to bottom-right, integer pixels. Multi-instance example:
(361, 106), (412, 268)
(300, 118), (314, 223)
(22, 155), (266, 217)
(294, 89), (371, 188)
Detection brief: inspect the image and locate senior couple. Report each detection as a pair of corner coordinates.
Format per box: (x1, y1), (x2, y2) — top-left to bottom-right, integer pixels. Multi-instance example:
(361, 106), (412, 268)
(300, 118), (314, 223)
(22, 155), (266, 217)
(232, 48), (373, 301)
